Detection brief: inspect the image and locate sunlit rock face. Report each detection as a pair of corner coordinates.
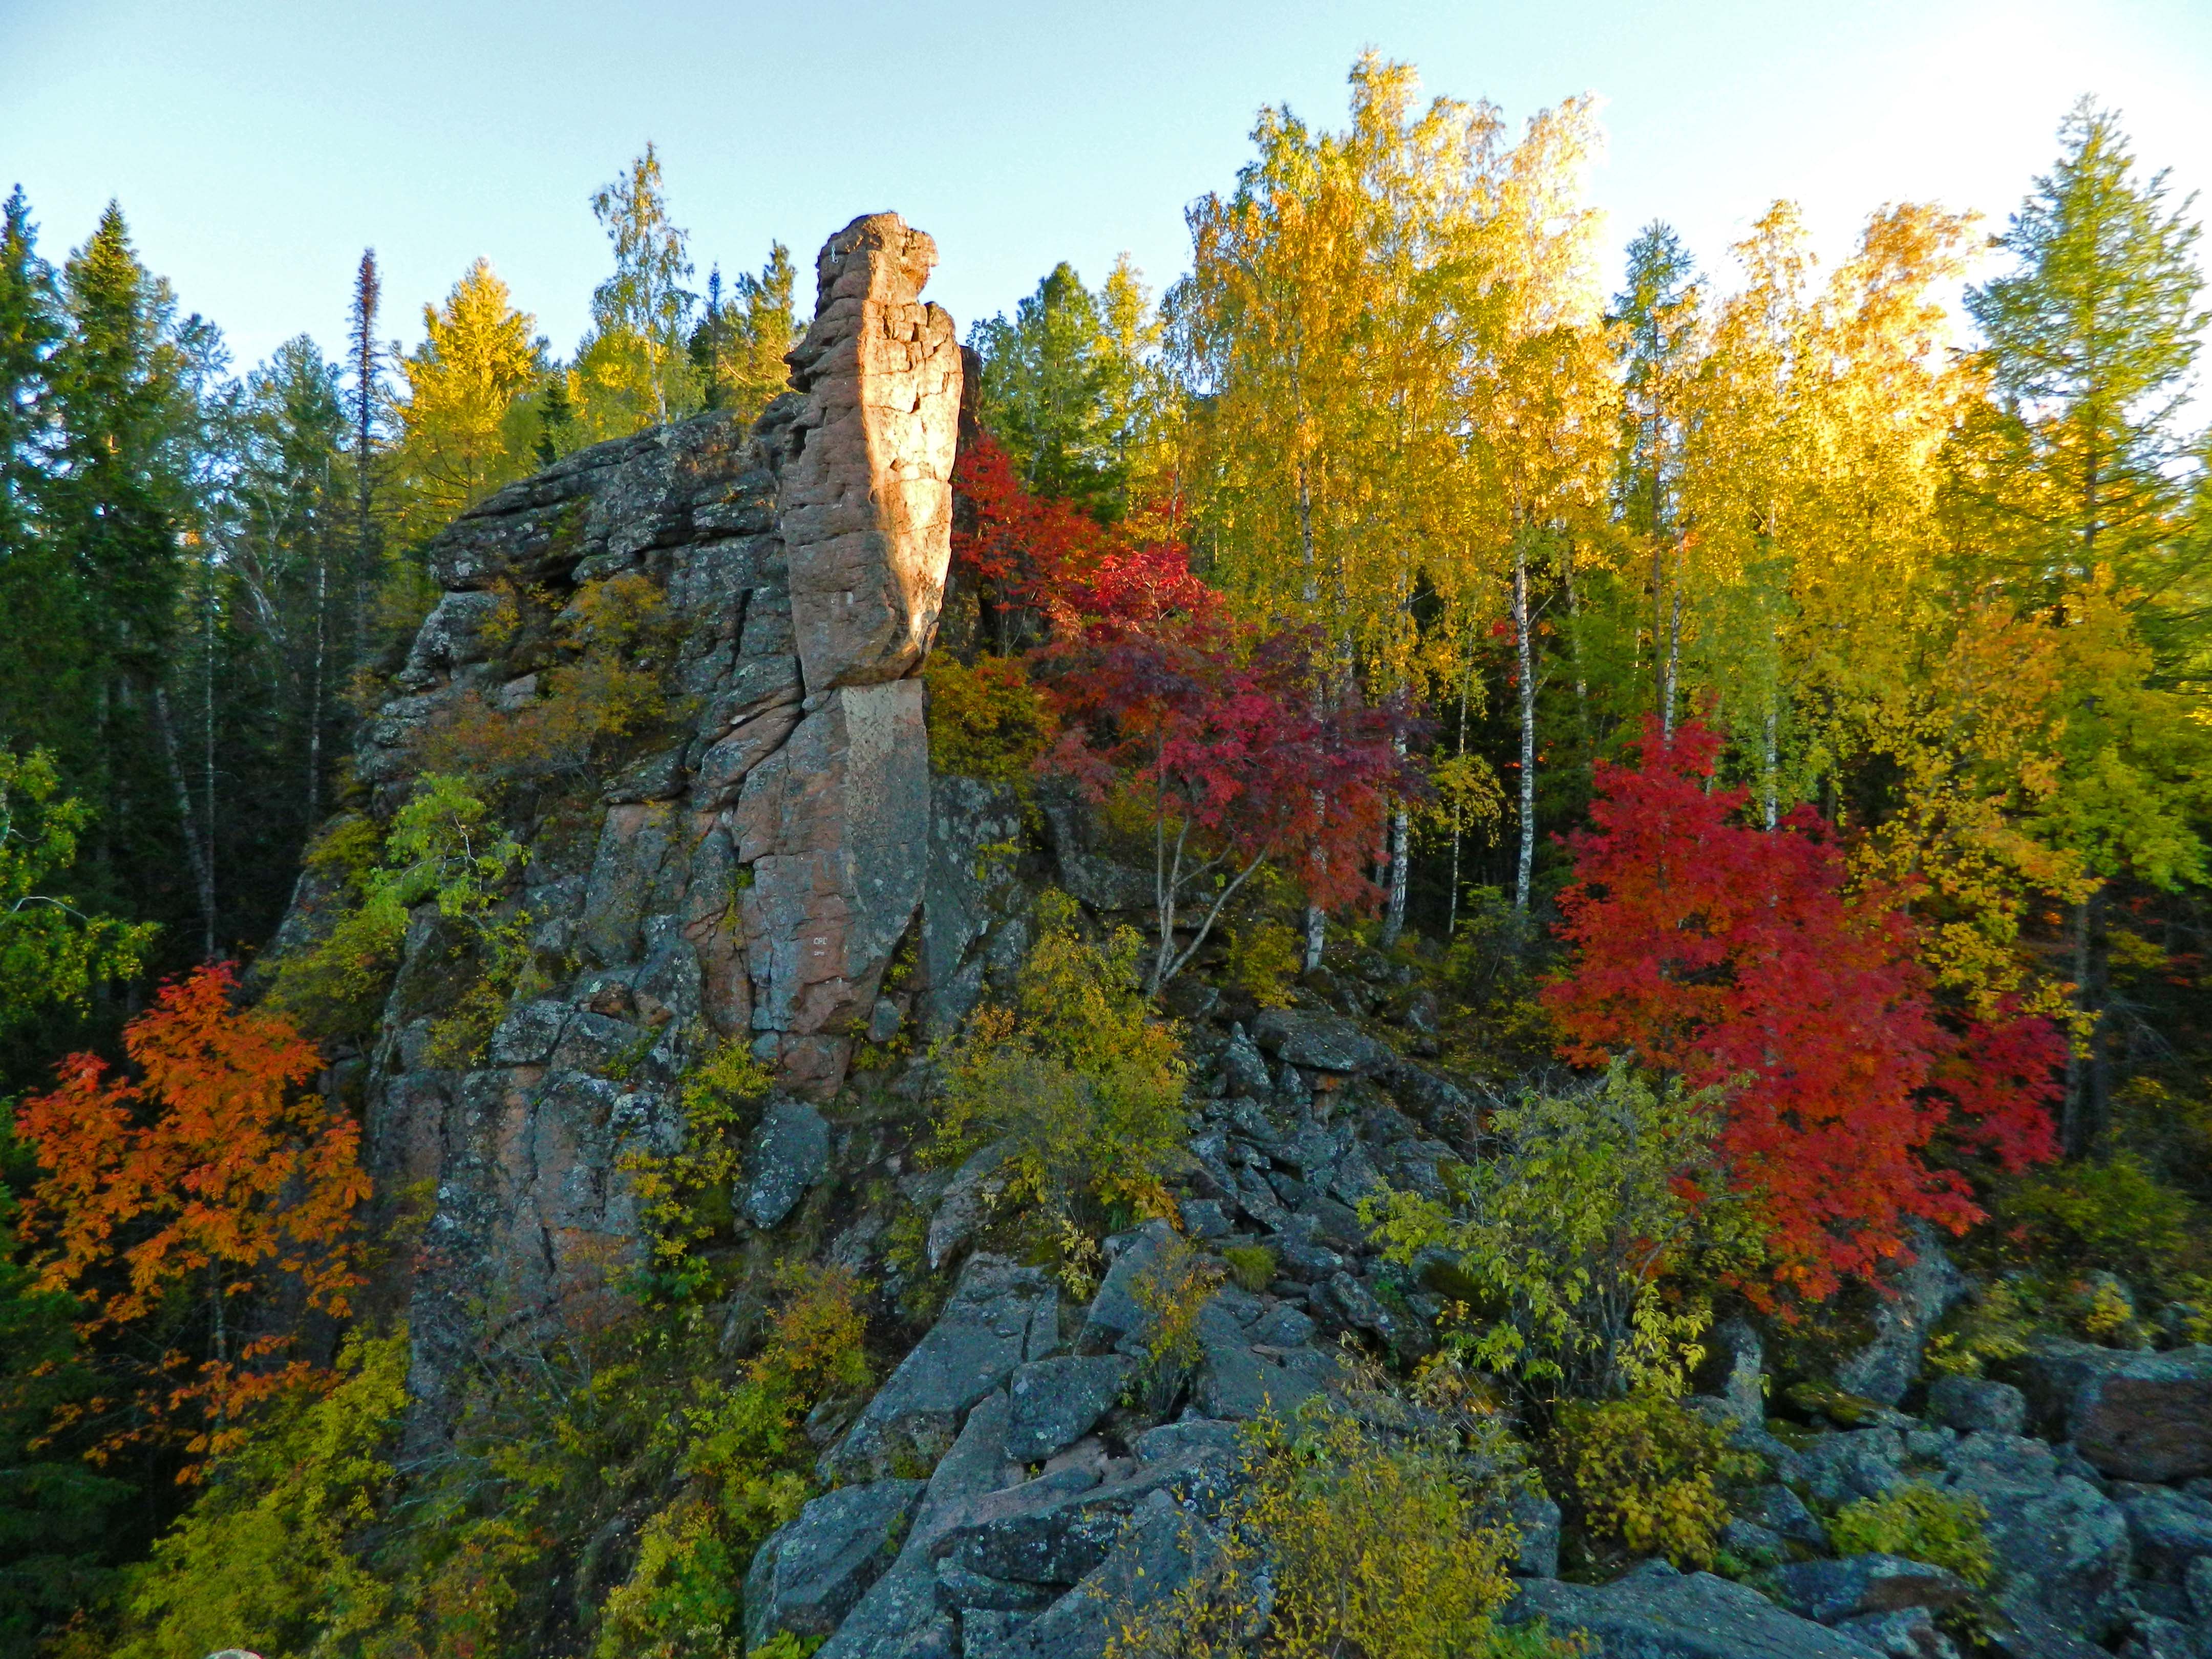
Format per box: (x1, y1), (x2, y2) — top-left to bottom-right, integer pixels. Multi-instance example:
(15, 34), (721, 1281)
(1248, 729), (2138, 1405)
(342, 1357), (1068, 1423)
(280, 213), (962, 1414)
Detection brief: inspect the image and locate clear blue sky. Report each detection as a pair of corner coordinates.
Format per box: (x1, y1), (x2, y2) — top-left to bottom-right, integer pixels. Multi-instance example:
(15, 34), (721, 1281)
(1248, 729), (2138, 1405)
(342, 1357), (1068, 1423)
(3, 0), (2208, 376)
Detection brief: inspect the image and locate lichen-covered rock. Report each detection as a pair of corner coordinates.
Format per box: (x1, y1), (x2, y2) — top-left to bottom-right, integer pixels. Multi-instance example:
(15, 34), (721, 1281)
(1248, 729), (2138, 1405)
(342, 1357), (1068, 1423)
(1836, 1606), (1960, 1659)
(2018, 1342), (2212, 1483)
(2113, 1482), (2212, 1582)
(739, 1097), (831, 1228)
(746, 1478), (928, 1648)
(1005, 1356), (1134, 1463)
(1927, 1374), (2028, 1437)
(1772, 1555), (1974, 1624)
(1505, 1562), (1884, 1659)
(271, 214), (971, 1427)
(1835, 1224), (1969, 1407)
(826, 1256), (1058, 1482)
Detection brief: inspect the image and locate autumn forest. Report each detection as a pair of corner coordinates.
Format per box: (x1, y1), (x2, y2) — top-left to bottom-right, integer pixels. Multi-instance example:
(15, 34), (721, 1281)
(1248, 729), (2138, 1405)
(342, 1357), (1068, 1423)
(1, 48), (2209, 1659)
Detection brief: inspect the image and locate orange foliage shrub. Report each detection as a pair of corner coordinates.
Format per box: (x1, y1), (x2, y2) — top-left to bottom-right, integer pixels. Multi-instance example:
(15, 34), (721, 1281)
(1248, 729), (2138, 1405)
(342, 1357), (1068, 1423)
(13, 964), (370, 1467)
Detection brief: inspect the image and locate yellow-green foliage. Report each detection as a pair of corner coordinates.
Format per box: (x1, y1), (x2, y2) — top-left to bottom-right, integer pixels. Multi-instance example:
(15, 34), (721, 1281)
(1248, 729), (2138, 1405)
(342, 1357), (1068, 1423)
(923, 653), (1057, 783)
(1131, 1235), (1226, 1400)
(1113, 1393), (1564, 1659)
(269, 778), (531, 1047)
(618, 1040), (776, 1298)
(933, 890), (1187, 1247)
(593, 1264), (871, 1659)
(1222, 1244), (1277, 1294)
(1556, 1393), (1760, 1570)
(1926, 1281), (2036, 1378)
(1829, 1483), (1993, 1586)
(1999, 1154), (2207, 1295)
(111, 1331), (410, 1659)
(1225, 918), (1301, 1010)
(1368, 1062), (1755, 1401)
(423, 572), (677, 781)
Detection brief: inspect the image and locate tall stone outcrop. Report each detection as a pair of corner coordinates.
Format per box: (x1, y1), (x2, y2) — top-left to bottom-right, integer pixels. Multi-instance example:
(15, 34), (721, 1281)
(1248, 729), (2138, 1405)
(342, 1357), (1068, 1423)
(282, 213), (962, 1405)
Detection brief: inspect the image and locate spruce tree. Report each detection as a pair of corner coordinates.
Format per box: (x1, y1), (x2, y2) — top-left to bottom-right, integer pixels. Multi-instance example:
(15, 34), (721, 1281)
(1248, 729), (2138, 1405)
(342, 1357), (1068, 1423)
(1966, 100), (2206, 633)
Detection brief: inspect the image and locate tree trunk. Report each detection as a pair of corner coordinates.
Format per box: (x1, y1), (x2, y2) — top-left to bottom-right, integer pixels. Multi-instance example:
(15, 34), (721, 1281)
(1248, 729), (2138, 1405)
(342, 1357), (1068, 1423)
(1513, 538), (1537, 913)
(153, 686), (216, 962)
(1661, 552), (1684, 742)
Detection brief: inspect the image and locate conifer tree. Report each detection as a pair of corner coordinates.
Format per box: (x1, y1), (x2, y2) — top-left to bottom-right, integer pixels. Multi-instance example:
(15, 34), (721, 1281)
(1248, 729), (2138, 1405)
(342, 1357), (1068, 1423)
(1965, 99), (2206, 634)
(346, 249), (381, 670)
(689, 241), (796, 429)
(391, 259), (540, 538)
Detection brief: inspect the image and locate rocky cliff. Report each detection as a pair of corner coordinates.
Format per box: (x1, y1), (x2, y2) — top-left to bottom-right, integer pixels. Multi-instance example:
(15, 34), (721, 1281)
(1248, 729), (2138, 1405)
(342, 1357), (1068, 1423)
(281, 212), (990, 1410)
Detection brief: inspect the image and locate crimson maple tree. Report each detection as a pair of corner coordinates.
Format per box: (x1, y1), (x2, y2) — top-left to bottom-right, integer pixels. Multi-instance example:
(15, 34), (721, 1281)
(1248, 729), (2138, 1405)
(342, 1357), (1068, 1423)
(1544, 721), (2061, 1303)
(13, 963), (370, 1467)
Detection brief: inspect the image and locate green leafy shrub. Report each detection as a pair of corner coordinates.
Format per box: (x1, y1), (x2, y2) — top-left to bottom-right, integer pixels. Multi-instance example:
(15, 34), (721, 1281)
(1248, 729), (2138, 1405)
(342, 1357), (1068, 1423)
(1113, 1370), (1570, 1659)
(618, 1040), (776, 1299)
(1829, 1482), (1993, 1585)
(1998, 1154), (2207, 1296)
(269, 776), (531, 1051)
(1556, 1393), (1760, 1570)
(1368, 1062), (1758, 1400)
(1225, 918), (1301, 1010)
(931, 891), (1186, 1259)
(421, 571), (680, 783)
(924, 653), (1056, 783)
(1129, 1235), (1226, 1409)
(1222, 1244), (1277, 1293)
(111, 1331), (410, 1659)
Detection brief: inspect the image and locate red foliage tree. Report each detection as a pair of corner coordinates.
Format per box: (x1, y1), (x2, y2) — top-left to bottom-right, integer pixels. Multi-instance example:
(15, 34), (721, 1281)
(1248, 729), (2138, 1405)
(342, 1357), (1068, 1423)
(13, 963), (369, 1466)
(953, 434), (1218, 639)
(955, 429), (1426, 990)
(1544, 721), (2060, 1303)
(1040, 621), (1422, 993)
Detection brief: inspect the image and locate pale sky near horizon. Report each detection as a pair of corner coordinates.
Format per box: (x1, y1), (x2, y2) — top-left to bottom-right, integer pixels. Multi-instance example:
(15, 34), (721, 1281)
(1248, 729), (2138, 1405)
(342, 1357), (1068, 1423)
(2, 0), (2208, 380)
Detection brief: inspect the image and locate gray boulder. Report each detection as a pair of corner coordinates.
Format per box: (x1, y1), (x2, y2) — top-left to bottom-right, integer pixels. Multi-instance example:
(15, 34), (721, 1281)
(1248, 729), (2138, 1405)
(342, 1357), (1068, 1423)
(926, 1141), (1013, 1271)
(2113, 1482), (2212, 1582)
(1250, 1007), (1391, 1073)
(1705, 1318), (1767, 1424)
(1835, 1225), (1970, 1407)
(746, 1478), (927, 1648)
(1220, 1024), (1274, 1097)
(1505, 1486), (1562, 1579)
(815, 1392), (1016, 1659)
(826, 1256), (1058, 1482)
(1076, 1222), (1173, 1356)
(1194, 1335), (1331, 1421)
(1836, 1607), (1960, 1659)
(1951, 1463), (2133, 1644)
(1505, 1562), (1887, 1659)
(2188, 1554), (2212, 1622)
(1801, 1429), (1907, 1504)
(2018, 1342), (2212, 1483)
(929, 1448), (1230, 1588)
(739, 1097), (831, 1228)
(1005, 1356), (1133, 1463)
(1741, 1483), (1829, 1551)
(993, 1490), (1222, 1659)
(1772, 1555), (1974, 1624)
(1926, 1374), (2027, 1437)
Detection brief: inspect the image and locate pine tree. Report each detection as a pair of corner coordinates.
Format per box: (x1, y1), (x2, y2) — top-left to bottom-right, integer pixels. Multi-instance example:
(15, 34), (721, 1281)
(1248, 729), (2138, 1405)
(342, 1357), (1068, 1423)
(1965, 100), (2207, 634)
(970, 262), (1127, 518)
(689, 241), (795, 429)
(0, 188), (69, 755)
(1960, 103), (2210, 1153)
(347, 249), (382, 672)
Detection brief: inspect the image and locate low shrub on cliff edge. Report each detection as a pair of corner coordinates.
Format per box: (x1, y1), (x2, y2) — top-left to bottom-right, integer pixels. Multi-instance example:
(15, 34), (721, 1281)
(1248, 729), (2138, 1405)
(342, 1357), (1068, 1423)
(930, 889), (1187, 1266)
